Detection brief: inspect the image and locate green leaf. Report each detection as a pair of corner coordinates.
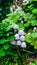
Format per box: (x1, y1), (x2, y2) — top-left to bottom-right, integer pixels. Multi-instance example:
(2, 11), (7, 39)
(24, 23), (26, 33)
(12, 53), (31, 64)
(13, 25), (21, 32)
(28, 20), (37, 26)
(31, 32), (37, 38)
(0, 39), (6, 44)
(16, 9), (25, 17)
(25, 13), (30, 19)
(11, 14), (20, 22)
(25, 33), (37, 49)
(29, 63), (35, 65)
(34, 60), (37, 65)
(7, 36), (15, 42)
(0, 49), (6, 57)
(10, 9), (25, 23)
(32, 9), (37, 15)
(18, 23), (24, 30)
(34, 41), (37, 49)
(22, 2), (28, 6)
(25, 34), (32, 44)
(24, 23), (30, 28)
(3, 43), (10, 50)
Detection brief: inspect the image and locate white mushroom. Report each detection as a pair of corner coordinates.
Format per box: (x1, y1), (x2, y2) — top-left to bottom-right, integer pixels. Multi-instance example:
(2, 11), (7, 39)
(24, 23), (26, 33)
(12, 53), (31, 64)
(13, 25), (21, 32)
(18, 30), (25, 36)
(33, 27), (36, 32)
(20, 36), (25, 41)
(21, 42), (26, 48)
(17, 40), (21, 46)
(15, 34), (20, 40)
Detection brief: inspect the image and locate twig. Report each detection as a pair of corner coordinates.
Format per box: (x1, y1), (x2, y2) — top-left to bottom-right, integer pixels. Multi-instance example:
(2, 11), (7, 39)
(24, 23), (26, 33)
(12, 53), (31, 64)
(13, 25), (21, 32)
(16, 45), (24, 65)
(16, 45), (21, 57)
(21, 49), (35, 54)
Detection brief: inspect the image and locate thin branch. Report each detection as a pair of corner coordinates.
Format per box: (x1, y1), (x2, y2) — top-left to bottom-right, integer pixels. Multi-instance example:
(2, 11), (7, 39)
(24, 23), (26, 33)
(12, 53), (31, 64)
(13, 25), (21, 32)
(16, 45), (24, 65)
(16, 45), (21, 57)
(21, 49), (35, 54)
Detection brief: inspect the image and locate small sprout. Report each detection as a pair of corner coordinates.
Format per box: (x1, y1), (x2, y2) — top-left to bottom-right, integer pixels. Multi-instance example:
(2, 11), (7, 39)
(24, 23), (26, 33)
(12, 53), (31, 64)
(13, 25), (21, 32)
(15, 34), (20, 40)
(21, 42), (26, 48)
(23, 0), (29, 3)
(7, 33), (9, 36)
(17, 6), (22, 10)
(13, 5), (15, 8)
(27, 33), (31, 35)
(21, 20), (23, 24)
(17, 40), (21, 46)
(13, 24), (19, 30)
(34, 27), (36, 30)
(11, 41), (16, 45)
(18, 30), (25, 36)
(33, 27), (36, 32)
(20, 36), (25, 41)
(14, 10), (16, 13)
(10, 7), (13, 12)
(30, 14), (32, 18)
(14, 30), (17, 33)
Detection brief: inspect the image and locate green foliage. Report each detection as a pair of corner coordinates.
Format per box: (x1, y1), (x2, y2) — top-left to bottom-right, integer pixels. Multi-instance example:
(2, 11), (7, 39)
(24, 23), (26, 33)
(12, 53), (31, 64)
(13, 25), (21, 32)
(8, 9), (25, 23)
(30, 0), (37, 2)
(18, 23), (24, 30)
(0, 0), (37, 64)
(0, 49), (6, 57)
(0, 4), (37, 58)
(29, 61), (37, 65)
(34, 60), (37, 65)
(0, 19), (15, 57)
(25, 32), (37, 49)
(32, 9), (37, 15)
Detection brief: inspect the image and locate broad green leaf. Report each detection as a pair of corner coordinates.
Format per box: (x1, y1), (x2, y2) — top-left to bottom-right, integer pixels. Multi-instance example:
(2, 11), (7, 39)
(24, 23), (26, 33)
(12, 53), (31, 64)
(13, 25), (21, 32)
(0, 39), (6, 44)
(2, 18), (15, 31)
(27, 4), (34, 11)
(32, 9), (37, 15)
(25, 13), (30, 19)
(0, 49), (6, 57)
(25, 33), (37, 49)
(28, 4), (33, 9)
(34, 41), (37, 49)
(18, 23), (24, 30)
(16, 9), (25, 16)
(28, 20), (37, 26)
(10, 13), (20, 22)
(31, 32), (37, 38)
(3, 43), (10, 50)
(6, 9), (25, 23)
(7, 36), (15, 42)
(25, 34), (32, 43)
(24, 23), (30, 28)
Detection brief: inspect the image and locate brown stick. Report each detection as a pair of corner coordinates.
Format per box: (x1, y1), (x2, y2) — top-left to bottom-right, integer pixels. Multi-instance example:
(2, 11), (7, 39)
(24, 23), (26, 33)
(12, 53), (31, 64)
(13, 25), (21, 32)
(16, 45), (21, 57)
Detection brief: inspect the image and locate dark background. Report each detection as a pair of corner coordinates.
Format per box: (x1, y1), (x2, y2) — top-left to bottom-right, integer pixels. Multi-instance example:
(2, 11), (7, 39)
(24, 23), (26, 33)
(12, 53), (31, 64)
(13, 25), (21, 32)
(0, 0), (13, 21)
